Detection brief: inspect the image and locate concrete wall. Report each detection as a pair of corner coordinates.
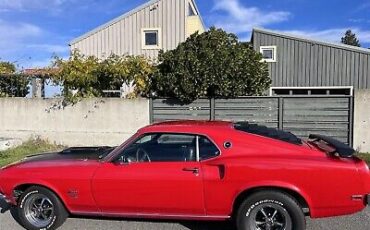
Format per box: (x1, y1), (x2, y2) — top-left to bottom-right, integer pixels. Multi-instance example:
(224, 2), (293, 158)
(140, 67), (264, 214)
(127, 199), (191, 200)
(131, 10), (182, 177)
(354, 90), (370, 153)
(0, 98), (149, 147)
(1, 95), (368, 152)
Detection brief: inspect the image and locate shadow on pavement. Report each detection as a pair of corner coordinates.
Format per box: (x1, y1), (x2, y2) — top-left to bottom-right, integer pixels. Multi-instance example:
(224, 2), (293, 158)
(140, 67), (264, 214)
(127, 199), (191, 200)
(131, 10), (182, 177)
(179, 221), (236, 230)
(70, 216), (236, 230)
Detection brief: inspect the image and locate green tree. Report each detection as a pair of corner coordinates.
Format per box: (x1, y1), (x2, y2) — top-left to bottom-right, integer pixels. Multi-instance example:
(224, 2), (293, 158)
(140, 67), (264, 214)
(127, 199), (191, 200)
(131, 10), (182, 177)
(0, 61), (16, 74)
(52, 50), (154, 103)
(0, 75), (29, 97)
(149, 27), (271, 103)
(0, 61), (29, 97)
(341, 30), (361, 47)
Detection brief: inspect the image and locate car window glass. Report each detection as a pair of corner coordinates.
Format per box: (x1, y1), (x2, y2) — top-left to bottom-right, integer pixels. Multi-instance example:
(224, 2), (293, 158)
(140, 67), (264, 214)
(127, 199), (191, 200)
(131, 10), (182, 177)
(199, 136), (220, 160)
(157, 134), (195, 144)
(135, 134), (156, 144)
(116, 133), (196, 163)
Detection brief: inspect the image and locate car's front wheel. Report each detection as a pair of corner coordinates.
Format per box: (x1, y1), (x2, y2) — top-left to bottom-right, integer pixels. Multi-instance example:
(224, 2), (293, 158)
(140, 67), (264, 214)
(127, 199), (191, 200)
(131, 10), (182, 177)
(236, 190), (306, 230)
(12, 186), (68, 230)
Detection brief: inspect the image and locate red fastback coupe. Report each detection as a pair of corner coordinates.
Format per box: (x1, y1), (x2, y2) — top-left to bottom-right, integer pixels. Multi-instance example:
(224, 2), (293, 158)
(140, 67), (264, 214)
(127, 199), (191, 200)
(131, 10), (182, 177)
(0, 121), (369, 230)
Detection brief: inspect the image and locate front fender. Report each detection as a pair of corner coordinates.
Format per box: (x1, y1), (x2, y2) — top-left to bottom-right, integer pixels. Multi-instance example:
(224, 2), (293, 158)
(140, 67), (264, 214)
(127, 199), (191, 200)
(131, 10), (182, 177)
(11, 179), (71, 211)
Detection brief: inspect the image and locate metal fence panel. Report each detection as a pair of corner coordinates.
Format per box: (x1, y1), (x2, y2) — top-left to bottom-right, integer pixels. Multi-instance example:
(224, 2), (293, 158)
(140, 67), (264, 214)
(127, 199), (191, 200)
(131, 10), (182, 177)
(214, 98), (279, 128)
(282, 97), (351, 144)
(151, 98), (210, 122)
(150, 96), (353, 145)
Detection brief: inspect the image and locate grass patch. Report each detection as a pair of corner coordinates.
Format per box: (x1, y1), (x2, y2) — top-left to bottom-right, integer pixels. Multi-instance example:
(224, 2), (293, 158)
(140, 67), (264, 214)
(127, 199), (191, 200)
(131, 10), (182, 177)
(357, 153), (370, 165)
(0, 139), (63, 167)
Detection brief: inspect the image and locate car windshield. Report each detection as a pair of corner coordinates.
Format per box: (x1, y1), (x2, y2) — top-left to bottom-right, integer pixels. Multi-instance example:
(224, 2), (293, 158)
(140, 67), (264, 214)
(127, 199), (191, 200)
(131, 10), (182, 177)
(98, 147), (117, 159)
(102, 133), (141, 161)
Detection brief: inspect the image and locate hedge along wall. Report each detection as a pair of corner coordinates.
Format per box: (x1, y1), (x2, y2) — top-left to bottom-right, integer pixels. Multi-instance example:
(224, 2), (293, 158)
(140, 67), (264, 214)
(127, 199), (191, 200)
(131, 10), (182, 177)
(0, 98), (149, 146)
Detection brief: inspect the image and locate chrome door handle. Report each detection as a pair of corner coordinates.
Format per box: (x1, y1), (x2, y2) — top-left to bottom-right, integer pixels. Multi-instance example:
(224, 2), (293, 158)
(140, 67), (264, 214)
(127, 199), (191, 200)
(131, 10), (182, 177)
(182, 167), (199, 174)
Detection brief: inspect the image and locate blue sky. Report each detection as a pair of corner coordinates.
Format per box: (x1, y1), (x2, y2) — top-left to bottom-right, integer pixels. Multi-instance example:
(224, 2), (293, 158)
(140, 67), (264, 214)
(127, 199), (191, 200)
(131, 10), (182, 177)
(0, 0), (369, 69)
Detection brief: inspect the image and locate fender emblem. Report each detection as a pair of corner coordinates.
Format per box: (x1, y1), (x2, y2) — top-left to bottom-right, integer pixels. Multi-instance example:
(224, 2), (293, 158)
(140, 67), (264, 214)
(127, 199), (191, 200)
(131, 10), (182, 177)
(67, 189), (79, 199)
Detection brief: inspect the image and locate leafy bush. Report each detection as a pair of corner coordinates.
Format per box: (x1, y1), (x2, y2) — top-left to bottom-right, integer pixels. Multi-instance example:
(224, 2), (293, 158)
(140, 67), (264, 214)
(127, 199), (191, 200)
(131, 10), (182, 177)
(0, 61), (16, 74)
(0, 138), (63, 167)
(0, 74), (30, 97)
(149, 27), (271, 103)
(52, 51), (154, 103)
(0, 61), (30, 97)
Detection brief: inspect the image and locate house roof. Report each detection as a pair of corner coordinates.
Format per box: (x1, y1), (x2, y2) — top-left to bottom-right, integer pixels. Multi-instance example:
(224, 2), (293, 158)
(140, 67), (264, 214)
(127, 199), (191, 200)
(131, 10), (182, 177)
(70, 0), (161, 45)
(189, 0), (206, 30)
(252, 28), (370, 55)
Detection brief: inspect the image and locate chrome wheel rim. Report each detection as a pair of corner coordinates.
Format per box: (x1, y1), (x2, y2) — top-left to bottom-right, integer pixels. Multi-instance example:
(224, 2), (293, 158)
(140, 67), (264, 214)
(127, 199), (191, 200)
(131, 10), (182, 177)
(23, 194), (55, 228)
(249, 203), (292, 230)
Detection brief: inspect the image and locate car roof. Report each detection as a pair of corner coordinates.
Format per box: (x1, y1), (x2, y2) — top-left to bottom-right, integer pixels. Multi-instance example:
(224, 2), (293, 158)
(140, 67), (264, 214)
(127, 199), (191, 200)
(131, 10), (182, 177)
(140, 120), (234, 133)
(141, 120), (303, 146)
(152, 120), (232, 127)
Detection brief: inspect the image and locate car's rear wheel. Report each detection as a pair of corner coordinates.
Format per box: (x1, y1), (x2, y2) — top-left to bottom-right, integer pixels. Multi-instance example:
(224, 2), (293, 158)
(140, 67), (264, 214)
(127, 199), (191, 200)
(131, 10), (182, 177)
(12, 186), (68, 230)
(236, 190), (306, 230)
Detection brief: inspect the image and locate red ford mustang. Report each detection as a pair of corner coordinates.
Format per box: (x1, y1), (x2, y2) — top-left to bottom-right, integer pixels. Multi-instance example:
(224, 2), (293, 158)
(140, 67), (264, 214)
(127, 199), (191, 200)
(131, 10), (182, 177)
(0, 121), (369, 230)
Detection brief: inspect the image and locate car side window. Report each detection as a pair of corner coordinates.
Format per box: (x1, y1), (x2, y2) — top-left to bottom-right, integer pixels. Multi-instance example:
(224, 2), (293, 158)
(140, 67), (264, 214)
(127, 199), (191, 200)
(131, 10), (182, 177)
(199, 136), (220, 161)
(116, 133), (197, 163)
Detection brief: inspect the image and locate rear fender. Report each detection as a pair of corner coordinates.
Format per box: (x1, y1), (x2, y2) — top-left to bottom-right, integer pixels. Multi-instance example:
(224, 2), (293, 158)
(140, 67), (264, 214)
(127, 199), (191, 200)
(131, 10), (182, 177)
(233, 181), (312, 214)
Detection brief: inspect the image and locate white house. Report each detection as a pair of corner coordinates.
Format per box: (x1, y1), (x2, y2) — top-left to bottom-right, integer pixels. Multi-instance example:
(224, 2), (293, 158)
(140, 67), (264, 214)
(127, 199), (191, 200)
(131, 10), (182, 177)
(70, 0), (205, 59)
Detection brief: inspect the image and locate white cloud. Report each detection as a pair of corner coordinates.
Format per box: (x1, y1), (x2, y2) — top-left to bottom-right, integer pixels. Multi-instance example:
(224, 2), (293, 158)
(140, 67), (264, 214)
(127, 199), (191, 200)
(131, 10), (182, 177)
(357, 1), (370, 11)
(0, 0), (71, 11)
(0, 19), (42, 52)
(279, 28), (370, 44)
(0, 19), (68, 67)
(210, 0), (291, 34)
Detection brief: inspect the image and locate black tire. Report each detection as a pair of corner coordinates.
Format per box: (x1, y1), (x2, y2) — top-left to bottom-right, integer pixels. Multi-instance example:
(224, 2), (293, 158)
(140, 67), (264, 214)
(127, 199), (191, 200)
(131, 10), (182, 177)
(10, 206), (23, 227)
(236, 190), (306, 230)
(12, 186), (68, 230)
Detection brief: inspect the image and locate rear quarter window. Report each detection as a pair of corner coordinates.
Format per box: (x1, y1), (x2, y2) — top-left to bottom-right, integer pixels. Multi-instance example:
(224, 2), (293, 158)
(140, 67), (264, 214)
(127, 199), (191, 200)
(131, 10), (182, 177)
(199, 136), (220, 160)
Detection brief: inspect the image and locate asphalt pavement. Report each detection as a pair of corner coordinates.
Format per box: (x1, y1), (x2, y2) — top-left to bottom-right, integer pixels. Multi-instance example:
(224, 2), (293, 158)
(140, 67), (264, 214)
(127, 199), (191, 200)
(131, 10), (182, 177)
(0, 208), (369, 230)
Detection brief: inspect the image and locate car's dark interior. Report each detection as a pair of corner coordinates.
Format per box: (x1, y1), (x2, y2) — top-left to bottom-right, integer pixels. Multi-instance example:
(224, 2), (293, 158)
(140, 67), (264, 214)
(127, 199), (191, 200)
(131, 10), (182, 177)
(116, 134), (220, 163)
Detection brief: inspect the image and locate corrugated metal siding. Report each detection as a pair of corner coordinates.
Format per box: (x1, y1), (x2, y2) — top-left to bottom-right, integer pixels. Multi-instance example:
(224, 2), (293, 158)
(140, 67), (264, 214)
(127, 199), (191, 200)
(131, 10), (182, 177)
(70, 0), (188, 59)
(253, 31), (370, 89)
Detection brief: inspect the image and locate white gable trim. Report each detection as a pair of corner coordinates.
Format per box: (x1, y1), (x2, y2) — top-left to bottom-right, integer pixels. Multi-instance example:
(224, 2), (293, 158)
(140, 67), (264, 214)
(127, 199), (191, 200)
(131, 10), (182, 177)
(70, 0), (161, 45)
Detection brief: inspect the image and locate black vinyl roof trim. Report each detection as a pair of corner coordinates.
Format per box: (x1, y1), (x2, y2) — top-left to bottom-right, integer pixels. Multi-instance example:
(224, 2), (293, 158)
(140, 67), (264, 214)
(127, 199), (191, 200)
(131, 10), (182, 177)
(234, 122), (302, 145)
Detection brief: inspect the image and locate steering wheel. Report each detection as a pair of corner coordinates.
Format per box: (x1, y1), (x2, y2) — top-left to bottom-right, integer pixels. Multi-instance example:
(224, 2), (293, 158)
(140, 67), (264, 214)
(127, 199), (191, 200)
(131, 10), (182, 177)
(136, 148), (151, 162)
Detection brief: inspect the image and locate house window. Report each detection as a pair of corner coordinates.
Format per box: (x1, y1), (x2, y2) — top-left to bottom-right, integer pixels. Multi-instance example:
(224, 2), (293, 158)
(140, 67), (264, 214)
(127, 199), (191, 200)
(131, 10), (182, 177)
(142, 28), (161, 49)
(260, 46), (277, 62)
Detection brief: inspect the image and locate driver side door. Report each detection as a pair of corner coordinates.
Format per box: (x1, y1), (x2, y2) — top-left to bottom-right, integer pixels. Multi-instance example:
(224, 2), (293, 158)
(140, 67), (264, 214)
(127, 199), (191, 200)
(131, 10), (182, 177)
(92, 133), (205, 217)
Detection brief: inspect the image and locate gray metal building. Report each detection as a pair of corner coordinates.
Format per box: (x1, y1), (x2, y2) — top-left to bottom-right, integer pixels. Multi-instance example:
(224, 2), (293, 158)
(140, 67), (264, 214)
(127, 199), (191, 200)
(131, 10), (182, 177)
(70, 0), (205, 59)
(252, 28), (370, 96)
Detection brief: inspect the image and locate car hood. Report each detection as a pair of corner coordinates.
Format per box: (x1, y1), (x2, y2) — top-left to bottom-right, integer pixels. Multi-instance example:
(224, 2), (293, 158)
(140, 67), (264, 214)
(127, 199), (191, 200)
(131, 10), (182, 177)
(3, 146), (115, 169)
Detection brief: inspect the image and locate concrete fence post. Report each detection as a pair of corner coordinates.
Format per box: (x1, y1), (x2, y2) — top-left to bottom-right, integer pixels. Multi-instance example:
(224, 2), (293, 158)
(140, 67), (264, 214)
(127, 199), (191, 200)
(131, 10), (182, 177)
(31, 78), (45, 98)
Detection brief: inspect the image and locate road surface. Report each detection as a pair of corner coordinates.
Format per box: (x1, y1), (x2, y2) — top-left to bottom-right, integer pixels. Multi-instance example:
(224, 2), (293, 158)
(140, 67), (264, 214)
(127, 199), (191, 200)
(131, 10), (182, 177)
(0, 208), (369, 230)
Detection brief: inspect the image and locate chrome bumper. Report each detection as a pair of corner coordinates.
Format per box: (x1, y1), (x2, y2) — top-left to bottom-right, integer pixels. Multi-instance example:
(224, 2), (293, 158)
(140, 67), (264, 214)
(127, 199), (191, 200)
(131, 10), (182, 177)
(0, 193), (11, 213)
